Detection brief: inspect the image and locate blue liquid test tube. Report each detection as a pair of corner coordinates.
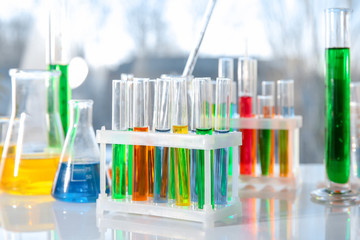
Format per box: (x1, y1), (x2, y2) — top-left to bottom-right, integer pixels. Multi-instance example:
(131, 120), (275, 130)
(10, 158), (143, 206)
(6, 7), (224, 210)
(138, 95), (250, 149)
(153, 78), (171, 203)
(214, 77), (231, 206)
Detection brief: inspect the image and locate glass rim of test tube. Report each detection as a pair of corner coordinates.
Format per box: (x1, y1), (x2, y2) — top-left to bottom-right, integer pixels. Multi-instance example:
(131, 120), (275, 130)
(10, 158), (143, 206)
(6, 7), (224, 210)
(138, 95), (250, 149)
(277, 79), (294, 117)
(238, 57), (256, 97)
(257, 95), (274, 117)
(218, 58), (234, 80)
(261, 81), (275, 97)
(133, 78), (149, 128)
(325, 8), (351, 48)
(112, 80), (127, 131)
(9, 68), (61, 79)
(215, 77), (231, 132)
(193, 77), (212, 130)
(171, 77), (188, 127)
(155, 78), (171, 131)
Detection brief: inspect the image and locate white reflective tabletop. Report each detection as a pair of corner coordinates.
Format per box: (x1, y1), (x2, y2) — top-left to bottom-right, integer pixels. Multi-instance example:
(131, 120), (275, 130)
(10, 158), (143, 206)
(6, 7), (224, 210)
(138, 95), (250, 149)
(0, 164), (358, 240)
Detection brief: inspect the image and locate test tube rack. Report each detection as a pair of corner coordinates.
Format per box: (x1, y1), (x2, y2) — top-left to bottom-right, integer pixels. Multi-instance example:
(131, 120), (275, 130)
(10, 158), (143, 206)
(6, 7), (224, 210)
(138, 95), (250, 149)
(96, 127), (242, 226)
(231, 116), (303, 190)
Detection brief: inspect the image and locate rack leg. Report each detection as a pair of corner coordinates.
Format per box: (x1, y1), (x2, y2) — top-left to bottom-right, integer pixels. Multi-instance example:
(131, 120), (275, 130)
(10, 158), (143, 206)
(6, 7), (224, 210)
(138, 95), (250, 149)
(231, 146), (239, 203)
(204, 149), (212, 211)
(100, 126), (107, 199)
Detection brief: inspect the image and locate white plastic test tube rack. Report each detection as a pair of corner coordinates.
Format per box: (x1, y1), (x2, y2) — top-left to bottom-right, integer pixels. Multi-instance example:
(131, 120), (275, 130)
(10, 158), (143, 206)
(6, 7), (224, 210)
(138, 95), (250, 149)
(96, 126), (242, 226)
(231, 116), (303, 190)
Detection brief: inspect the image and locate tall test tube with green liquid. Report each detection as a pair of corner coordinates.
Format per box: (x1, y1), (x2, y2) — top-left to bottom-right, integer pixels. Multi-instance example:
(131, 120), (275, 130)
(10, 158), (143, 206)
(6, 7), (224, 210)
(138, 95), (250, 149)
(48, 0), (71, 134)
(193, 77), (213, 209)
(311, 8), (360, 204)
(111, 80), (127, 199)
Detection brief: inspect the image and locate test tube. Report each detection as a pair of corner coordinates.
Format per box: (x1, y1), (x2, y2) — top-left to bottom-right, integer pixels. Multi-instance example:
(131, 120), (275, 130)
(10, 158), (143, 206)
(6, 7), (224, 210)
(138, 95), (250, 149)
(111, 80), (127, 199)
(277, 80), (294, 177)
(218, 58), (235, 176)
(148, 79), (156, 198)
(153, 78), (171, 203)
(351, 82), (360, 178)
(193, 77), (213, 209)
(48, 0), (71, 134)
(262, 81), (275, 176)
(125, 75), (134, 196)
(258, 95), (274, 176)
(132, 78), (149, 201)
(324, 8), (351, 194)
(171, 77), (190, 206)
(214, 77), (231, 206)
(238, 57), (256, 176)
(190, 78), (197, 204)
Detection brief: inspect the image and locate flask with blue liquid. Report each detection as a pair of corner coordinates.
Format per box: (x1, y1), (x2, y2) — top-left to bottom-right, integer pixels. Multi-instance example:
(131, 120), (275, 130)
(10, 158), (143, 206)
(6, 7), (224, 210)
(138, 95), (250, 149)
(52, 99), (100, 203)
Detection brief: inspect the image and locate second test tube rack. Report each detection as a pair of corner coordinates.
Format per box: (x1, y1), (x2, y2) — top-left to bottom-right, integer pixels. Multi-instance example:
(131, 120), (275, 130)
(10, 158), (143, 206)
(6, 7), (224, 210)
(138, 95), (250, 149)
(96, 127), (242, 226)
(231, 116), (303, 190)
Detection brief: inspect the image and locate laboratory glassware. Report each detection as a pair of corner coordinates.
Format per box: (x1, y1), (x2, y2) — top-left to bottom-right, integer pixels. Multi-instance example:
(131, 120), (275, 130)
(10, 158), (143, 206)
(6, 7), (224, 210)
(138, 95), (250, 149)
(171, 77), (190, 206)
(311, 8), (359, 204)
(111, 80), (127, 199)
(351, 82), (360, 178)
(52, 100), (100, 202)
(0, 69), (63, 195)
(148, 79), (156, 198)
(193, 77), (213, 209)
(132, 78), (149, 201)
(214, 77), (231, 206)
(48, 0), (71, 134)
(153, 78), (171, 203)
(261, 81), (276, 175)
(257, 95), (274, 176)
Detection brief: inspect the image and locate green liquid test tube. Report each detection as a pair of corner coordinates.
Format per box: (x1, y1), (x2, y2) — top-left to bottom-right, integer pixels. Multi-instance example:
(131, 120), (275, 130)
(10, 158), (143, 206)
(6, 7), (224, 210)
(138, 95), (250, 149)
(111, 80), (127, 199)
(257, 95), (274, 176)
(194, 77), (213, 209)
(49, 64), (71, 134)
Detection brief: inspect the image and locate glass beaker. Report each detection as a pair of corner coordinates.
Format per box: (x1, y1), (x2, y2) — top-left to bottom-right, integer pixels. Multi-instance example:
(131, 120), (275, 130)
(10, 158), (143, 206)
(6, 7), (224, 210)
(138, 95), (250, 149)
(52, 99), (100, 203)
(0, 69), (63, 195)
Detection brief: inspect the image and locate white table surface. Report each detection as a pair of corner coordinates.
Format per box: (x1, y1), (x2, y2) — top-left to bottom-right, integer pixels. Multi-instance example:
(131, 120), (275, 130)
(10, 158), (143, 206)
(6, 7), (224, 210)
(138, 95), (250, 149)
(0, 164), (357, 240)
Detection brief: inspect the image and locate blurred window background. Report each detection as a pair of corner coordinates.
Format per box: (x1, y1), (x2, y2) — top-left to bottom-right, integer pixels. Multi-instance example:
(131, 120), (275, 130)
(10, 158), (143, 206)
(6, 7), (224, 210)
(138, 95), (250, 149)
(0, 0), (359, 163)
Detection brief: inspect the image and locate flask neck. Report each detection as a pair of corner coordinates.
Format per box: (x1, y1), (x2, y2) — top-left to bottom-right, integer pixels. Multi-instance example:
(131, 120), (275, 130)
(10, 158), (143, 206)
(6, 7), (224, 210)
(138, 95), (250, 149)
(69, 100), (93, 128)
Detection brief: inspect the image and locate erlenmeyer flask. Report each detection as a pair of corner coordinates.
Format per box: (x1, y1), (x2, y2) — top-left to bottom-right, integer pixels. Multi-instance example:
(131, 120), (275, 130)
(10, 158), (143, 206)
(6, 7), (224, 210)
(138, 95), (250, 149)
(52, 99), (100, 203)
(0, 69), (64, 195)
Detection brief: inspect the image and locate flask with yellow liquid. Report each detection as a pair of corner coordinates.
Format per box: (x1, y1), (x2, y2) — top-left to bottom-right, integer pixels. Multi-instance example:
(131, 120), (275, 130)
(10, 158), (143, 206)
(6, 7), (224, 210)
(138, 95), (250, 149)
(0, 69), (64, 195)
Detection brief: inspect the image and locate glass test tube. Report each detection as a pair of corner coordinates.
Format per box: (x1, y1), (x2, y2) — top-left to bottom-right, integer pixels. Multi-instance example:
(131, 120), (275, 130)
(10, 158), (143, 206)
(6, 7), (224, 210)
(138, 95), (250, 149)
(350, 82), (360, 178)
(171, 77), (190, 206)
(125, 74), (134, 196)
(325, 8), (351, 192)
(132, 78), (149, 201)
(189, 78), (197, 204)
(194, 77), (213, 209)
(262, 81), (276, 176)
(258, 95), (274, 176)
(277, 80), (294, 177)
(214, 77), (231, 206)
(218, 58), (235, 176)
(238, 57), (257, 176)
(148, 79), (156, 198)
(111, 80), (127, 199)
(153, 78), (171, 203)
(48, 0), (71, 134)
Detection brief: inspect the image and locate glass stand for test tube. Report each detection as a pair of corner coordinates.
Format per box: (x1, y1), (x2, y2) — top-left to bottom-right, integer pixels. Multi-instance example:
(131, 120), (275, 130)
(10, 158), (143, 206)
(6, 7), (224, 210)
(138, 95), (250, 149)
(95, 127), (242, 227)
(231, 116), (302, 190)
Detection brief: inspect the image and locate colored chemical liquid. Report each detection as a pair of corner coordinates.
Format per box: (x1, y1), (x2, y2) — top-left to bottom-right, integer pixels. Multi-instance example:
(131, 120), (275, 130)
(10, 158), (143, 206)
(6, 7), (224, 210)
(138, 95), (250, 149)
(258, 106), (272, 176)
(48, 64), (71, 134)
(238, 96), (254, 175)
(196, 128), (213, 209)
(325, 47), (350, 184)
(279, 106), (294, 177)
(0, 151), (59, 195)
(173, 125), (190, 206)
(169, 148), (175, 200)
(258, 129), (271, 176)
(133, 127), (148, 201)
(128, 128), (133, 195)
(154, 129), (170, 203)
(52, 162), (100, 202)
(214, 130), (229, 206)
(148, 146), (155, 197)
(112, 144), (126, 199)
(190, 129), (197, 203)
